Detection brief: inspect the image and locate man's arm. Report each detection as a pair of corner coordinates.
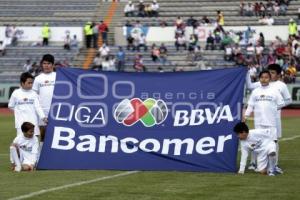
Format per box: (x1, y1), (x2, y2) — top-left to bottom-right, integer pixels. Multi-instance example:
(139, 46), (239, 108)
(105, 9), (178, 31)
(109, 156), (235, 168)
(239, 144), (249, 174)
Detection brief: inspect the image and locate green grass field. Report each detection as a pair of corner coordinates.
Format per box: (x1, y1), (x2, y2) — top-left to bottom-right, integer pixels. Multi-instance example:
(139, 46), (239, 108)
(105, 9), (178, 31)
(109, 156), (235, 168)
(0, 115), (299, 200)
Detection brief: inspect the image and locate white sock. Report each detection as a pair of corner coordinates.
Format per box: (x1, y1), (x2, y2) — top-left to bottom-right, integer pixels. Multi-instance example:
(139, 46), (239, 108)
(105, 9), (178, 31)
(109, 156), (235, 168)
(275, 142), (279, 166)
(268, 154), (276, 173)
(10, 146), (21, 167)
(37, 142), (44, 163)
(250, 151), (257, 165)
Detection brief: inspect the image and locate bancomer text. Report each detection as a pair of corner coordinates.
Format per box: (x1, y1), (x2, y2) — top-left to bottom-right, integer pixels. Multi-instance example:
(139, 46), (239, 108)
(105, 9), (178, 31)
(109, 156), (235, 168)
(51, 127), (233, 156)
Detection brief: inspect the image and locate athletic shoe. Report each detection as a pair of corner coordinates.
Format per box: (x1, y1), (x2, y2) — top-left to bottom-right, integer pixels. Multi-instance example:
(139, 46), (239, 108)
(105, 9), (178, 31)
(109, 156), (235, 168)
(268, 172), (275, 176)
(14, 165), (21, 172)
(248, 163), (256, 170)
(275, 166), (283, 174)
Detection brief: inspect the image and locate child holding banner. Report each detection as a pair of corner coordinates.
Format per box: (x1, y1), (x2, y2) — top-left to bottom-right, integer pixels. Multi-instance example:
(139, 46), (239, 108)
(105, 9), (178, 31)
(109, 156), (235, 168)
(10, 122), (39, 172)
(32, 54), (56, 145)
(8, 72), (47, 136)
(234, 122), (277, 176)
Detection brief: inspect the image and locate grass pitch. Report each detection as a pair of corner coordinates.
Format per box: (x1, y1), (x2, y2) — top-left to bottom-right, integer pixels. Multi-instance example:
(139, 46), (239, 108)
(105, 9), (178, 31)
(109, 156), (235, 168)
(0, 115), (299, 200)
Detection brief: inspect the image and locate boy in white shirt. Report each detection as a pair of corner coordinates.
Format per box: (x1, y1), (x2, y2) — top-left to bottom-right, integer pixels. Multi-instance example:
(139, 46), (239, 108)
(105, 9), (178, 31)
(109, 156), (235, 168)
(246, 64), (291, 171)
(244, 70), (285, 172)
(32, 54), (56, 143)
(8, 72), (47, 136)
(234, 122), (277, 176)
(10, 122), (39, 172)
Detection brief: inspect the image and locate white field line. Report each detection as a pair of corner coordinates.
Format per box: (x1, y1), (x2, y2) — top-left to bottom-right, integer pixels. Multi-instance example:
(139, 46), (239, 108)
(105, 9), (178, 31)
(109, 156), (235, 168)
(5, 135), (300, 200)
(7, 171), (139, 200)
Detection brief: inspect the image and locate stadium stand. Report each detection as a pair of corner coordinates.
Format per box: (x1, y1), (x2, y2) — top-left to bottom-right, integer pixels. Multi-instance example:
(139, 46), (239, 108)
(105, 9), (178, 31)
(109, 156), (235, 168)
(0, 0), (299, 82)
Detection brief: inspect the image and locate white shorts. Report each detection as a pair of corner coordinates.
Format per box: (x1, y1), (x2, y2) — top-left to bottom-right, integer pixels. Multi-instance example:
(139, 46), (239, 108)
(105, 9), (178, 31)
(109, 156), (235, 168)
(19, 150), (36, 166)
(256, 142), (276, 172)
(255, 125), (278, 141)
(16, 126), (40, 136)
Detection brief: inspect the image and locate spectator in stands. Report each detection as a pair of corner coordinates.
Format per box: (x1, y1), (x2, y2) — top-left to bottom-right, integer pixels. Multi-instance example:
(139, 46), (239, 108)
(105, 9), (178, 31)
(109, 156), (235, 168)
(5, 24), (12, 45)
(232, 43), (243, 64)
(63, 33), (71, 50)
(102, 56), (110, 71)
(188, 34), (198, 52)
(266, 0), (273, 16)
(133, 54), (146, 72)
(160, 20), (168, 27)
(116, 46), (126, 71)
(175, 34), (187, 51)
(175, 16), (184, 29)
(248, 64), (258, 82)
(144, 4), (152, 17)
(205, 32), (215, 50)
(191, 45), (202, 63)
(254, 2), (260, 16)
(42, 23), (51, 46)
(127, 34), (135, 51)
(298, 7), (300, 19)
(137, 33), (147, 52)
(159, 43), (168, 65)
(70, 35), (79, 50)
(266, 14), (274, 25)
(92, 52), (102, 71)
(201, 15), (211, 26)
(285, 60), (297, 83)
(151, 0), (159, 17)
(124, 1), (135, 17)
(245, 2), (254, 16)
(187, 16), (197, 29)
(216, 10), (225, 26)
(23, 59), (32, 72)
(151, 44), (160, 62)
(221, 32), (233, 50)
(98, 43), (110, 58)
(84, 22), (93, 48)
(240, 1), (245, 16)
(138, 0), (145, 17)
(259, 2), (266, 16)
(92, 22), (99, 49)
(224, 45), (233, 61)
(255, 43), (264, 65)
(280, 1), (288, 15)
(273, 2), (280, 16)
(108, 55), (116, 71)
(11, 25), (18, 46)
(258, 32), (265, 47)
(288, 18), (298, 37)
(98, 21), (109, 45)
(28, 62), (40, 77)
(0, 41), (5, 56)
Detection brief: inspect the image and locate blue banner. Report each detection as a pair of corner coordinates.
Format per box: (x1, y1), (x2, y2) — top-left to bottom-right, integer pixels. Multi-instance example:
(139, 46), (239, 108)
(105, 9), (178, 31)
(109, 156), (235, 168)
(37, 67), (246, 172)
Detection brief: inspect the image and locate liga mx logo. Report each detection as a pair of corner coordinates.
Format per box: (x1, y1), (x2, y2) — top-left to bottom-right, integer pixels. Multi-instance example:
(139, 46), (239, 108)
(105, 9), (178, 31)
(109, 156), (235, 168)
(114, 98), (168, 127)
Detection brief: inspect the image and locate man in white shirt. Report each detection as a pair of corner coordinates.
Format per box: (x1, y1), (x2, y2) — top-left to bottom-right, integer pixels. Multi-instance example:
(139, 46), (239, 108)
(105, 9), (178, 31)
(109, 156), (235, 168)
(234, 122), (277, 176)
(124, 1), (135, 17)
(9, 72), (46, 136)
(32, 54), (56, 143)
(246, 64), (291, 171)
(151, 0), (159, 17)
(10, 122), (39, 172)
(98, 43), (110, 58)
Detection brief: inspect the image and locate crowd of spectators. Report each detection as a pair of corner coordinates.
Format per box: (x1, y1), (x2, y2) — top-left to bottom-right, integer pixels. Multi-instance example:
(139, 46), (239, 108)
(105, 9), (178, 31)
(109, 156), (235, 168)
(124, 0), (159, 17)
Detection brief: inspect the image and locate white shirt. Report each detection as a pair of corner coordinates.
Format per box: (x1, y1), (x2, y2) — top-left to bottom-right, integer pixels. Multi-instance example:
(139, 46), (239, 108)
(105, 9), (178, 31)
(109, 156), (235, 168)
(151, 3), (159, 11)
(239, 129), (274, 173)
(8, 88), (45, 128)
(13, 135), (39, 164)
(124, 4), (135, 13)
(99, 46), (110, 57)
(32, 72), (56, 114)
(246, 72), (292, 106)
(245, 85), (285, 127)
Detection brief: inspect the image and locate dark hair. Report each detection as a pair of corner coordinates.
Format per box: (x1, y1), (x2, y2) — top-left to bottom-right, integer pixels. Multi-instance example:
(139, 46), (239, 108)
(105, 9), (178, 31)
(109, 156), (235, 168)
(21, 122), (35, 133)
(20, 72), (34, 84)
(41, 54), (55, 64)
(259, 70), (271, 78)
(233, 122), (249, 134)
(268, 64), (282, 75)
